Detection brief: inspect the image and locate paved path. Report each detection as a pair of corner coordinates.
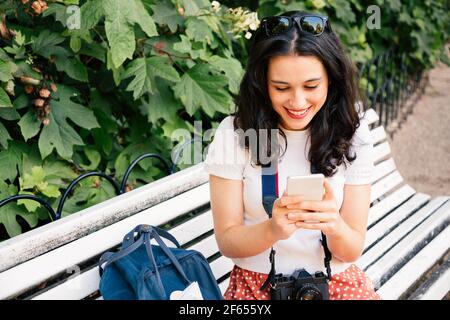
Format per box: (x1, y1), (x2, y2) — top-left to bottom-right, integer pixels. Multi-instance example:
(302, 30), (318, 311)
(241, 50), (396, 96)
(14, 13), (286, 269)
(388, 60), (450, 197)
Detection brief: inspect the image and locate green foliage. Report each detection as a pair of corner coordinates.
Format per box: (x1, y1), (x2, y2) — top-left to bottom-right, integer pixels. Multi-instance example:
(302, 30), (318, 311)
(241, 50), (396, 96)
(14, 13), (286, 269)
(0, 0), (448, 239)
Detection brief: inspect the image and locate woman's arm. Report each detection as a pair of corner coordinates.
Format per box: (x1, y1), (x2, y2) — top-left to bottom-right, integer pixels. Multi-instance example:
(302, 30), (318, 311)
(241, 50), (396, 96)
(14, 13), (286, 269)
(210, 174), (303, 258)
(209, 174), (276, 258)
(326, 184), (371, 262)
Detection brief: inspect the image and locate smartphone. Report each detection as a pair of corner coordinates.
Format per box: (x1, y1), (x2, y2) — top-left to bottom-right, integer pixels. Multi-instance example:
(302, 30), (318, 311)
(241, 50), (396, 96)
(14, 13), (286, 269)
(286, 174), (325, 201)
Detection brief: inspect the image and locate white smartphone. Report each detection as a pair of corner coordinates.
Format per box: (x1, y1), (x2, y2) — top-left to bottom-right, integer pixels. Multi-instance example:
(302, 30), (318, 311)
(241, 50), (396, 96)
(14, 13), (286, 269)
(286, 174), (325, 201)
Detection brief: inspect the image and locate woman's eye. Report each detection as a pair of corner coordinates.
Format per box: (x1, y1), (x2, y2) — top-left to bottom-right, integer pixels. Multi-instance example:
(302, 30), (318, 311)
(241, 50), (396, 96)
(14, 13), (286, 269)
(305, 85), (318, 89)
(275, 87), (289, 91)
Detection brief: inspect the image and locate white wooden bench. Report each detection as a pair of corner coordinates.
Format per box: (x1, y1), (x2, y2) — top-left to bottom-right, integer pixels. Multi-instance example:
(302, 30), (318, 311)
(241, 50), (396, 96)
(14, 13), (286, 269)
(0, 108), (449, 300)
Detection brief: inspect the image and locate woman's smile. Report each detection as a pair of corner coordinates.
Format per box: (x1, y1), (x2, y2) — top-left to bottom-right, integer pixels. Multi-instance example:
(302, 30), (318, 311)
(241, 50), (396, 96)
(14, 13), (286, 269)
(284, 106), (312, 120)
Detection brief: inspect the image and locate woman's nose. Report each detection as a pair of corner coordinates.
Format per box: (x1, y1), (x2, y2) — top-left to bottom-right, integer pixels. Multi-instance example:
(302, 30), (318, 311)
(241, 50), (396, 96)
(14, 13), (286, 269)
(290, 90), (307, 109)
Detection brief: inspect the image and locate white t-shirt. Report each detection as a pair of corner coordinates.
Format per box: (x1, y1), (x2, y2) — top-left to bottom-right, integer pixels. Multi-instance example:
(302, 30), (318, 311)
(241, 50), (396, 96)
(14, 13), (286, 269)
(203, 114), (374, 276)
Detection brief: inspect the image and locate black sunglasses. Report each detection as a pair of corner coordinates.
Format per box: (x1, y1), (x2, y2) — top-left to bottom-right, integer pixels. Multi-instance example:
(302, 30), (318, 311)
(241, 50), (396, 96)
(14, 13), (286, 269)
(261, 14), (332, 37)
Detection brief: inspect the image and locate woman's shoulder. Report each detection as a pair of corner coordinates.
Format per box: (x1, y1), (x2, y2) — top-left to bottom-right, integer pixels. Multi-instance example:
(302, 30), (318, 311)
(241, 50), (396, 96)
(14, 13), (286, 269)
(215, 115), (236, 132)
(352, 111), (374, 146)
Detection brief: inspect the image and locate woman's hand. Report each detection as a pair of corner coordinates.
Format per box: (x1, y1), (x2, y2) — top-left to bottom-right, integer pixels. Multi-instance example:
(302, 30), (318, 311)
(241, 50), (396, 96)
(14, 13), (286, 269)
(268, 191), (309, 241)
(285, 179), (344, 237)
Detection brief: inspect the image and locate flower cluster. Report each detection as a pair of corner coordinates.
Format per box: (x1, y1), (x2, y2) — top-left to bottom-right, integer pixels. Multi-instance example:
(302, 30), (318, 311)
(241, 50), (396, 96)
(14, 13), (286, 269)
(222, 5), (260, 39)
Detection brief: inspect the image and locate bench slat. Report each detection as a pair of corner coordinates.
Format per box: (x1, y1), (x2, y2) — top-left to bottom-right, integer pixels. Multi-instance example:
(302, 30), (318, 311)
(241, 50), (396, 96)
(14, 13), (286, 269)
(219, 277), (231, 295)
(368, 184), (416, 228)
(189, 234), (220, 260)
(376, 223), (450, 300)
(372, 158), (396, 184)
(364, 108), (379, 125)
(167, 210), (213, 246)
(362, 197), (450, 287)
(370, 126), (387, 145)
(210, 256), (235, 281)
(0, 183), (210, 300)
(370, 170), (404, 203)
(373, 141), (391, 164)
(408, 256), (450, 300)
(365, 193), (430, 250)
(358, 196), (447, 273)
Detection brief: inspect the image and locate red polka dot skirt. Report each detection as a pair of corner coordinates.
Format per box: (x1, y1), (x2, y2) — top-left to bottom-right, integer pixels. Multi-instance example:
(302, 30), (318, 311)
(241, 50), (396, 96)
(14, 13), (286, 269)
(224, 264), (381, 300)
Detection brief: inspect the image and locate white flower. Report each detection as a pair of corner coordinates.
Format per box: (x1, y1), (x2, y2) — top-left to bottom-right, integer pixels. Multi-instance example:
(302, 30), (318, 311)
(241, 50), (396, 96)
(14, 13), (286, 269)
(245, 31), (252, 39)
(249, 22), (258, 30)
(211, 1), (221, 12)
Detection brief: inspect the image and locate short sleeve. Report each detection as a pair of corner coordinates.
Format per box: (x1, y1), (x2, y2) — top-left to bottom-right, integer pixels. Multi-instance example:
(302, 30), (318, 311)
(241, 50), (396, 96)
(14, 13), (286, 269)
(203, 116), (247, 180)
(344, 116), (375, 185)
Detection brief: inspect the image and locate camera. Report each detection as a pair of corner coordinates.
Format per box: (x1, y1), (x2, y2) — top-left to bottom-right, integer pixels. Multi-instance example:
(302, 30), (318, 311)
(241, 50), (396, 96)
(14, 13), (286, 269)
(270, 268), (329, 300)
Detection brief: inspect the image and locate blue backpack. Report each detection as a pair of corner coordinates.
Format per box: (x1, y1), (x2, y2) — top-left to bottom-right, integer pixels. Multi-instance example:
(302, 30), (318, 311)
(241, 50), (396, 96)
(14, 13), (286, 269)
(98, 224), (223, 300)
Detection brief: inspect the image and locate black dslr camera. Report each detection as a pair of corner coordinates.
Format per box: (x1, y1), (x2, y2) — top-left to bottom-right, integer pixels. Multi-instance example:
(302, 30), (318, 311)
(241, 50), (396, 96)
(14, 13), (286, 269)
(270, 268), (329, 300)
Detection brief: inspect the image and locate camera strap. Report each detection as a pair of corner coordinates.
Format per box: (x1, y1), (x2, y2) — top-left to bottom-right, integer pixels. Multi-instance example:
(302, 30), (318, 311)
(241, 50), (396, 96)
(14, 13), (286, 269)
(259, 161), (332, 291)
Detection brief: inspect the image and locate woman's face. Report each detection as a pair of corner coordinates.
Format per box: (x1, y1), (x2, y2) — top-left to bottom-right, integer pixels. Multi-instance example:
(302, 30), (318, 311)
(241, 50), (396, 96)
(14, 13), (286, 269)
(267, 54), (329, 131)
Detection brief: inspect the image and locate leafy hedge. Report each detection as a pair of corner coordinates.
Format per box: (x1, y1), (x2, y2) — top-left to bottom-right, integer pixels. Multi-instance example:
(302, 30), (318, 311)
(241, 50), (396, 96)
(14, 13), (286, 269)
(0, 0), (448, 240)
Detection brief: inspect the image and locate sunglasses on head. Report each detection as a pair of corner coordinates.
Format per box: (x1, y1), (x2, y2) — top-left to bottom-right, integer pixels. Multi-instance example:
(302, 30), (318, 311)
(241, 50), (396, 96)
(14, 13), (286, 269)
(261, 14), (332, 37)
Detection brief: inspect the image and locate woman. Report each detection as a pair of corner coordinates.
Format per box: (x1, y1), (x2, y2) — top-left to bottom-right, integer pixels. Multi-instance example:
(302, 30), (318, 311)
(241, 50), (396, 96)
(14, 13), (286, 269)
(204, 10), (380, 300)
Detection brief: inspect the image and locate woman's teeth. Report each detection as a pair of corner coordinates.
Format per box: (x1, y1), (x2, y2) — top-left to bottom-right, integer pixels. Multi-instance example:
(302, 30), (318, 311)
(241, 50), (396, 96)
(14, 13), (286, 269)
(285, 107), (311, 119)
(289, 109), (308, 115)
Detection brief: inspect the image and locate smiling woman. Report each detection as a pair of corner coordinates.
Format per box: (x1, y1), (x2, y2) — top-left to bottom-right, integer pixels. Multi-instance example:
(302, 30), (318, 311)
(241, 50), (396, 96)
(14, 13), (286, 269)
(267, 55), (329, 130)
(204, 10), (379, 300)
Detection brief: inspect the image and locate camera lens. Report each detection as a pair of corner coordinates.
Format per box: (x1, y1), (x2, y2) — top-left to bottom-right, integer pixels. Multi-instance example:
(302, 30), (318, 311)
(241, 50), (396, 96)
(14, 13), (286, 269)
(295, 283), (323, 300)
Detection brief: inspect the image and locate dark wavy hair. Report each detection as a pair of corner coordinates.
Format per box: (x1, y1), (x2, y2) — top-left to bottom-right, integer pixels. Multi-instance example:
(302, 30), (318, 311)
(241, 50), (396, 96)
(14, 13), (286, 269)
(232, 10), (363, 177)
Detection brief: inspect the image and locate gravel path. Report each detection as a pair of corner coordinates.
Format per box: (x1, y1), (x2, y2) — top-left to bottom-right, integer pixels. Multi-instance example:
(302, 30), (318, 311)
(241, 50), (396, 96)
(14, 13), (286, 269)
(387, 60), (450, 197)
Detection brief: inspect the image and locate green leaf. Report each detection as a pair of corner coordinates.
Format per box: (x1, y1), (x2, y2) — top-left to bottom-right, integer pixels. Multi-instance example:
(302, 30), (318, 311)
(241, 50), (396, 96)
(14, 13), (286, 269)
(330, 0), (355, 23)
(18, 110), (41, 141)
(40, 184), (61, 198)
(139, 80), (182, 124)
(0, 88), (12, 108)
(0, 121), (11, 149)
(80, 147), (101, 170)
(105, 14), (136, 69)
(70, 36), (82, 53)
(0, 180), (39, 238)
(38, 85), (100, 159)
(31, 30), (66, 57)
(185, 18), (214, 45)
(126, 0), (158, 38)
(17, 191), (41, 213)
(0, 141), (27, 182)
(123, 56), (180, 100)
(78, 42), (107, 63)
(20, 166), (45, 190)
(81, 0), (158, 68)
(0, 60), (13, 82)
(173, 64), (233, 117)
(54, 56), (89, 82)
(0, 106), (20, 120)
(42, 158), (77, 187)
(13, 94), (29, 110)
(162, 116), (192, 140)
(207, 55), (244, 94)
(150, 1), (184, 33)
(180, 0), (209, 16)
(114, 141), (159, 178)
